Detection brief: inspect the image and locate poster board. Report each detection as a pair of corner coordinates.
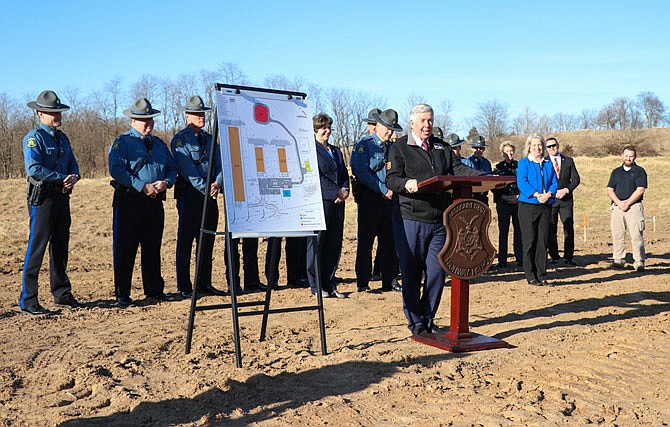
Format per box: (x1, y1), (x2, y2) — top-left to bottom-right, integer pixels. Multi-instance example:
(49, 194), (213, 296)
(215, 85), (326, 238)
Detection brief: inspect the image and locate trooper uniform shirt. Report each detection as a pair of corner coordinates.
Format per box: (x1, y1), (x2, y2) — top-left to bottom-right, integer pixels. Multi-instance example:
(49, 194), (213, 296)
(467, 154), (492, 173)
(171, 126), (222, 194)
(109, 128), (177, 192)
(351, 134), (391, 195)
(20, 123), (80, 310)
(171, 125), (223, 293)
(24, 123), (79, 182)
(108, 128), (176, 300)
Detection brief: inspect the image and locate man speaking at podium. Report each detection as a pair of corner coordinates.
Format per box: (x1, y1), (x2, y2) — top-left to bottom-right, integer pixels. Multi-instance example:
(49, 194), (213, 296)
(386, 104), (479, 336)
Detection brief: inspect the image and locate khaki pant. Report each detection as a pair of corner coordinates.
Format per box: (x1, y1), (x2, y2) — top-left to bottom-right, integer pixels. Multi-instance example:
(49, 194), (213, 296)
(610, 202), (645, 264)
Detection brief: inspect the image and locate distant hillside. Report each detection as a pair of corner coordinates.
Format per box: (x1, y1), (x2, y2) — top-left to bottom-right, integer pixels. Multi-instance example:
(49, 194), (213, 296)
(484, 127), (669, 163)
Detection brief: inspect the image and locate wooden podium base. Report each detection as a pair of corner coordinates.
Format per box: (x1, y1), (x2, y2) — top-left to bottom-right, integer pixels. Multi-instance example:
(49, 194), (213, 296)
(411, 331), (509, 352)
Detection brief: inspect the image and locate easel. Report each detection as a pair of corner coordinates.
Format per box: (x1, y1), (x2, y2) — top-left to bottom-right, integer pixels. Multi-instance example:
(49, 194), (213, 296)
(184, 84), (327, 368)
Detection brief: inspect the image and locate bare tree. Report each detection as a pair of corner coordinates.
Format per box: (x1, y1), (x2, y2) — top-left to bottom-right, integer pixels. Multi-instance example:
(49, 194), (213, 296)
(326, 88), (384, 161)
(434, 100), (454, 133)
(637, 91), (666, 128)
(130, 74), (159, 104)
(472, 100), (508, 141)
(551, 112), (579, 132)
(578, 109), (596, 129)
(511, 106), (538, 135)
(217, 62), (249, 86)
(596, 104), (618, 130)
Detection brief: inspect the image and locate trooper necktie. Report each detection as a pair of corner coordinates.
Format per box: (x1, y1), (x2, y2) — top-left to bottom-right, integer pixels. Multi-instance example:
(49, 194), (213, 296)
(142, 135), (153, 154)
(553, 157), (560, 178)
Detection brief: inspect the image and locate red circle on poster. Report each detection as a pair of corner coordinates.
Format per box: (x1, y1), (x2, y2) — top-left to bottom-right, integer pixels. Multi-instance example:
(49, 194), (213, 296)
(254, 104), (269, 123)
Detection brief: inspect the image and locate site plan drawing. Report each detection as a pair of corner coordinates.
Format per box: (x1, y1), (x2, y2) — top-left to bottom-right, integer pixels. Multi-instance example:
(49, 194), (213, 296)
(215, 85), (326, 238)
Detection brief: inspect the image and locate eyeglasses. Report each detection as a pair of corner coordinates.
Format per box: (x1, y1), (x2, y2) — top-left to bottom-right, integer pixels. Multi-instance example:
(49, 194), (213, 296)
(546, 144), (557, 149)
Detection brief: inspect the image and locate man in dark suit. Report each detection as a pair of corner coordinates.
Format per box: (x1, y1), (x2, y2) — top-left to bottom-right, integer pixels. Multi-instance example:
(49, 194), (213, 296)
(386, 104), (480, 336)
(546, 137), (581, 265)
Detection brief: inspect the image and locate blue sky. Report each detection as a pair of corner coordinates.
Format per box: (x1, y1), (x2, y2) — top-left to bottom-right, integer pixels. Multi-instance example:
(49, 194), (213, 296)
(2, 0), (668, 133)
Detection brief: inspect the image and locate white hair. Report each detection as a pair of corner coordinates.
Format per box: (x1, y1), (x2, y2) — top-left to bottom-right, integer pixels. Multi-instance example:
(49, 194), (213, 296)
(409, 104), (433, 121)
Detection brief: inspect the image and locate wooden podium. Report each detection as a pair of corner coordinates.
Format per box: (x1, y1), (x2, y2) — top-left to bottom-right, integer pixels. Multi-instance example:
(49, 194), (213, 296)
(411, 175), (515, 352)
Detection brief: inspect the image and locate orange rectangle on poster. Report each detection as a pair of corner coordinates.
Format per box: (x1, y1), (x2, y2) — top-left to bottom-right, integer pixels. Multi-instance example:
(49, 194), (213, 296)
(228, 127), (246, 202)
(278, 148), (288, 173)
(255, 147), (265, 172)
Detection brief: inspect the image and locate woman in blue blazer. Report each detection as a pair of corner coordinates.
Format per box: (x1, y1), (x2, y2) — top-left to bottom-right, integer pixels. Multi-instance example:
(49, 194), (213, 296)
(306, 113), (350, 298)
(516, 135), (558, 285)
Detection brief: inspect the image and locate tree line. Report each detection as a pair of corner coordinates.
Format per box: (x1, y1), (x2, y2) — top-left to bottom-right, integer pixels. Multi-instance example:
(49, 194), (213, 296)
(0, 62), (667, 178)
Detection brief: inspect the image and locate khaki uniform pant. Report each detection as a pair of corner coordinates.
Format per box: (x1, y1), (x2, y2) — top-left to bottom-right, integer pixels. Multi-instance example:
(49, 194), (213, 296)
(610, 202), (645, 264)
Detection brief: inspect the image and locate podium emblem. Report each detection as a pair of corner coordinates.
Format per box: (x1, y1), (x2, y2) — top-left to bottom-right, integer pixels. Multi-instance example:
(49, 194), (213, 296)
(439, 199), (496, 279)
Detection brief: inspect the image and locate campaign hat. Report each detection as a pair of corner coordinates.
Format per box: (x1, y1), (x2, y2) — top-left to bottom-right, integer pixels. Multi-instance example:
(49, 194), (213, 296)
(362, 108), (381, 124)
(431, 126), (445, 140)
(181, 95), (212, 112)
(375, 109), (403, 132)
(470, 135), (487, 148)
(123, 98), (161, 118)
(446, 133), (466, 147)
(27, 90), (70, 112)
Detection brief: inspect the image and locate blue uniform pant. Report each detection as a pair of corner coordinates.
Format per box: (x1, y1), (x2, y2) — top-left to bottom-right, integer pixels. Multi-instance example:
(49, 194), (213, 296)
(518, 202), (551, 282)
(355, 195), (397, 289)
(224, 238), (260, 289)
(113, 195), (165, 298)
(307, 200), (344, 294)
(395, 218), (446, 330)
(176, 185), (218, 292)
(496, 201), (522, 264)
(265, 237), (307, 286)
(20, 193), (73, 309)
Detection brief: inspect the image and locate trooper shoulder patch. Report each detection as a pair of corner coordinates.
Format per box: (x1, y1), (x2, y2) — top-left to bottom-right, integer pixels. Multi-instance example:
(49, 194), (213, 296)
(111, 142), (119, 150)
(26, 138), (36, 148)
(175, 139), (184, 148)
(357, 145), (365, 153)
(386, 161), (392, 170)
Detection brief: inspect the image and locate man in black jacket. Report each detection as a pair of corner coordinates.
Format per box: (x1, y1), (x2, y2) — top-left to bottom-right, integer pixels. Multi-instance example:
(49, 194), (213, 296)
(386, 104), (479, 336)
(545, 138), (581, 265)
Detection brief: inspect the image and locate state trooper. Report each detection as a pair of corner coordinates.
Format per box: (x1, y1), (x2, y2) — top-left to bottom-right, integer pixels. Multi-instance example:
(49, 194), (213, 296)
(20, 90), (85, 315)
(109, 98), (177, 306)
(171, 95), (226, 298)
(468, 135), (492, 204)
(351, 108), (402, 293)
(444, 132), (474, 168)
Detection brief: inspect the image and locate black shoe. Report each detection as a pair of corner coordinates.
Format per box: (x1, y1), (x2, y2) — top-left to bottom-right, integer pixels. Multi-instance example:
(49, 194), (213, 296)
(495, 262), (508, 268)
(179, 290), (192, 299)
(358, 285), (372, 293)
(527, 279), (541, 286)
(330, 290), (347, 299)
(428, 322), (447, 333)
(410, 324), (430, 337)
(116, 296), (134, 307)
(198, 286), (227, 296)
(382, 279), (402, 292)
(54, 295), (87, 309)
(564, 259), (577, 266)
(227, 286), (244, 295)
(21, 304), (50, 315)
(244, 282), (265, 292)
(146, 293), (175, 302)
(549, 258), (560, 264)
(370, 273), (382, 281)
(539, 280), (552, 286)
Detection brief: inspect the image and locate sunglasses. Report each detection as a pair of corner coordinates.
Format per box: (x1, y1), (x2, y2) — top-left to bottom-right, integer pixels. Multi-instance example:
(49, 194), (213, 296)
(546, 144), (557, 148)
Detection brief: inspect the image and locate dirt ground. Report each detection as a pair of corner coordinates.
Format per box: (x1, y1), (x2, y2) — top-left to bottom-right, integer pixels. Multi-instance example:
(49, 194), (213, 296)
(0, 176), (668, 427)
